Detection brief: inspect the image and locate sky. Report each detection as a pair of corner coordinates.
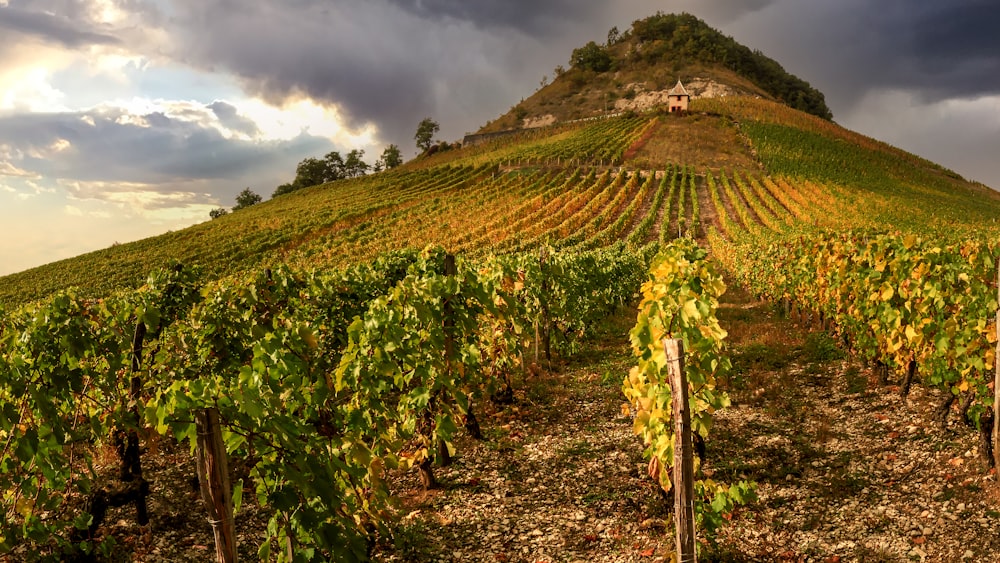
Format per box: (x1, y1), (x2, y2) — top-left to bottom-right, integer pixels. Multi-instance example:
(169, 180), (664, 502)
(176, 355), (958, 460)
(1, 0), (998, 276)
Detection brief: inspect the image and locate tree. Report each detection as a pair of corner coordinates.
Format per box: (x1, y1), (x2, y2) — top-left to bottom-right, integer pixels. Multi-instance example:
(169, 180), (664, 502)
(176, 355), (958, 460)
(233, 188), (262, 211)
(323, 151), (345, 182)
(294, 157), (331, 188)
(381, 144), (403, 169)
(415, 118), (440, 153)
(607, 26), (621, 46)
(272, 183), (296, 198)
(209, 207), (228, 219)
(570, 41), (611, 72)
(342, 149), (369, 178)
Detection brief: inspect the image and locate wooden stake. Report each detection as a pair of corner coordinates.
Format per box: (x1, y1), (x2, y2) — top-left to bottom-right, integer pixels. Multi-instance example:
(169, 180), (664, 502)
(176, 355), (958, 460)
(440, 254), (457, 467)
(195, 408), (238, 563)
(539, 246), (551, 366)
(664, 338), (696, 563)
(993, 256), (1000, 469)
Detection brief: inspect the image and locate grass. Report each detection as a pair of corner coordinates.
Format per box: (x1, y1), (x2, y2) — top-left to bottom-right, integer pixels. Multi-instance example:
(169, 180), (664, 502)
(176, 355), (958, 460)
(800, 332), (846, 363)
(561, 439), (596, 458)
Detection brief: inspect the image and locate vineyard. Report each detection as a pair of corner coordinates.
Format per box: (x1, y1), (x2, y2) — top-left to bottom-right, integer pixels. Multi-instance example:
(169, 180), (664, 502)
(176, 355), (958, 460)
(3, 90), (1000, 562)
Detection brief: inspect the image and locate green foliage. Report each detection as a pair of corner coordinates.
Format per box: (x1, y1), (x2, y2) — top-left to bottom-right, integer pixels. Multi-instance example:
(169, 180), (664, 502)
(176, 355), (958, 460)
(801, 332), (845, 363)
(0, 264), (201, 560)
(0, 243), (650, 560)
(234, 188), (263, 211)
(381, 144), (403, 169)
(570, 41), (612, 73)
(209, 207), (229, 219)
(719, 228), (999, 412)
(626, 12), (832, 119)
(294, 157), (331, 189)
(623, 239), (754, 540)
(415, 118), (440, 152)
(274, 150), (372, 198)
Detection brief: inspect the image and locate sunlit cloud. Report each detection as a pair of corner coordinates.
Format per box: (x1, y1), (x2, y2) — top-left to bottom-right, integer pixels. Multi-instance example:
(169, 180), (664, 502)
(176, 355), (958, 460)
(0, 160), (37, 177)
(240, 97), (378, 145)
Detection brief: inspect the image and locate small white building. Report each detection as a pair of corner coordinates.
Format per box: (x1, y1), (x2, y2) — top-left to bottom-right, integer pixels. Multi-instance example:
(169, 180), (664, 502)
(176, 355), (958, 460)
(667, 80), (690, 113)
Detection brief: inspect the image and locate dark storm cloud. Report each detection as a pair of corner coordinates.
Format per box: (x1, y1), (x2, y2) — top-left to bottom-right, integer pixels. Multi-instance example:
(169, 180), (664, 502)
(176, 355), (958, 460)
(718, 0), (1000, 109)
(134, 0), (594, 148)
(666, 0), (779, 25)
(148, 1), (440, 144)
(0, 108), (332, 193)
(383, 0), (603, 33)
(0, 4), (120, 47)
(872, 0), (1000, 98)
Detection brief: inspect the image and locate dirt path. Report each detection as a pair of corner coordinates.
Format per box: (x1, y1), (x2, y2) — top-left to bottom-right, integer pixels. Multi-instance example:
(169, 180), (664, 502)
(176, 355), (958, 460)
(375, 315), (664, 562)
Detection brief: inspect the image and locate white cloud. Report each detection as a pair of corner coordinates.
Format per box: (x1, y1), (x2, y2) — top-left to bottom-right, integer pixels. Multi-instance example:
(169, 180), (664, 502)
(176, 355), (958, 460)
(0, 65), (67, 112)
(240, 97), (377, 145)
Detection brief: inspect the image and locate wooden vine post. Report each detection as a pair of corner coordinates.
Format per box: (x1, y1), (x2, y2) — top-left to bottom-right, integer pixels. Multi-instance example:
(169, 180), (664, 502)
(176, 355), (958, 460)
(539, 246), (552, 366)
(993, 256), (1000, 470)
(664, 338), (696, 563)
(439, 253), (456, 465)
(195, 408), (238, 563)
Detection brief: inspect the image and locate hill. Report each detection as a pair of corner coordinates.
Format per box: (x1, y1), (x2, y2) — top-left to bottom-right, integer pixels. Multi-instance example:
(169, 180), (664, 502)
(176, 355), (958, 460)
(0, 92), (994, 308)
(480, 12), (832, 133)
(3, 11), (993, 308)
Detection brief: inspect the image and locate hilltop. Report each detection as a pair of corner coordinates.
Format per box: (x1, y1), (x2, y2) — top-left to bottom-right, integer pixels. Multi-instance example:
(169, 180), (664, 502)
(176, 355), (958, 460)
(479, 12), (832, 133)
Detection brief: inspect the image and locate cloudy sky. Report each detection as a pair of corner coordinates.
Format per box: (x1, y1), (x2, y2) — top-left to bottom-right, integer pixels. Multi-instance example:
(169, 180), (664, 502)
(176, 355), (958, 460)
(1, 0), (998, 275)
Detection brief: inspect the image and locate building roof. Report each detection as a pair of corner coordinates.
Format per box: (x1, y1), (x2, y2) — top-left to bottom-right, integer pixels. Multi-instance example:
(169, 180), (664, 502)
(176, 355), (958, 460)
(667, 80), (690, 97)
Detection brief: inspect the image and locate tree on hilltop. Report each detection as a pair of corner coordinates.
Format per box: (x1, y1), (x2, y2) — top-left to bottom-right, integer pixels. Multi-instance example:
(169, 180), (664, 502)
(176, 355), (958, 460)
(415, 118), (440, 153)
(342, 149), (370, 178)
(570, 41), (611, 72)
(233, 188), (262, 211)
(381, 144), (403, 169)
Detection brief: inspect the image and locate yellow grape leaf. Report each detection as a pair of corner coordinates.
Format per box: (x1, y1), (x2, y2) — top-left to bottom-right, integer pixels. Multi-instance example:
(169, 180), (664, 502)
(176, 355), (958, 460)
(15, 498), (33, 518)
(634, 411), (650, 434)
(681, 298), (700, 323)
(880, 285), (894, 301)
